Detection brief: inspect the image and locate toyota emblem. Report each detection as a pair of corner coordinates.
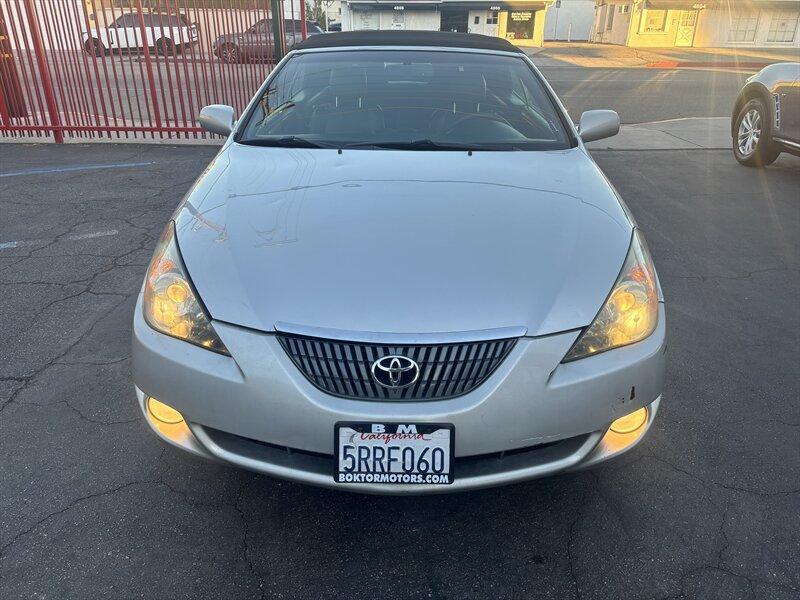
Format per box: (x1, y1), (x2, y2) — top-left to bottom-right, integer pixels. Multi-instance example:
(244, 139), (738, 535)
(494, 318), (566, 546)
(371, 355), (420, 389)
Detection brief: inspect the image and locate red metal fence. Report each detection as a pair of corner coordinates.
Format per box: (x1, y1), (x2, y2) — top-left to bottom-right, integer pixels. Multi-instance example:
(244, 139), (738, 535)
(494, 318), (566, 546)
(0, 0), (306, 141)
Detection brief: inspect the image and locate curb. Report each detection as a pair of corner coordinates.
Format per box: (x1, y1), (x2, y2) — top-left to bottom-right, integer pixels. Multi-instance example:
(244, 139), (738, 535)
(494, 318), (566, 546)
(646, 60), (774, 69)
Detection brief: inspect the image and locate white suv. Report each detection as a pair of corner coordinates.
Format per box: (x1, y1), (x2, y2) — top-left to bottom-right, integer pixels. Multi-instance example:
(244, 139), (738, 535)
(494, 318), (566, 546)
(83, 12), (198, 56)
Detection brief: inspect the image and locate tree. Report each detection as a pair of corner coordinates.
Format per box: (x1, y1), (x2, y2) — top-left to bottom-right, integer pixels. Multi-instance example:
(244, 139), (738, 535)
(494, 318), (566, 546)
(305, 0), (338, 29)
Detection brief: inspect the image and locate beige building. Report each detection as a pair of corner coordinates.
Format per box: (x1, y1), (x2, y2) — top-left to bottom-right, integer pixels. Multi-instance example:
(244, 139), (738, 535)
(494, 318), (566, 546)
(341, 0), (554, 47)
(591, 0), (800, 48)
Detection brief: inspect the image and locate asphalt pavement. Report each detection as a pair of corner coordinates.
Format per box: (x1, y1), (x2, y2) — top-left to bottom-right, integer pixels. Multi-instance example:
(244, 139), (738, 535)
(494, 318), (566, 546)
(527, 43), (800, 69)
(0, 143), (798, 600)
(539, 66), (750, 124)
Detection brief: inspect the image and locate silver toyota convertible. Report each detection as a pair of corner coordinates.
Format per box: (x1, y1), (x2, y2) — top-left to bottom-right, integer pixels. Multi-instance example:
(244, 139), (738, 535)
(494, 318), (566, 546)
(132, 31), (666, 494)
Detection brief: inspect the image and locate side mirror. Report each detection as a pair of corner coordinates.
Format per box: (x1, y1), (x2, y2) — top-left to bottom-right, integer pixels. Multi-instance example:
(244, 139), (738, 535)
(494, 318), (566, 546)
(578, 110), (620, 143)
(199, 104), (235, 136)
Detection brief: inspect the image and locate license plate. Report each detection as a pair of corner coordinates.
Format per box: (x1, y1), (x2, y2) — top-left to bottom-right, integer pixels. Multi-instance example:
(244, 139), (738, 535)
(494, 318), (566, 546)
(335, 422), (454, 485)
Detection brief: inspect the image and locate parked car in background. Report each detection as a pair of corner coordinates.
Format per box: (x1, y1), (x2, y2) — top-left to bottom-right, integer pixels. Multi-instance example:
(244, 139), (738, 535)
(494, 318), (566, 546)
(83, 12), (198, 56)
(732, 62), (800, 167)
(328, 22), (342, 32)
(133, 31), (665, 494)
(213, 19), (324, 63)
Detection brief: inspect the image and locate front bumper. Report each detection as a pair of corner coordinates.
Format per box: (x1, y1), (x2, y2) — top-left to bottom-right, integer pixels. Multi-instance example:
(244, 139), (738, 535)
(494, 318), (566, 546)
(133, 296), (666, 494)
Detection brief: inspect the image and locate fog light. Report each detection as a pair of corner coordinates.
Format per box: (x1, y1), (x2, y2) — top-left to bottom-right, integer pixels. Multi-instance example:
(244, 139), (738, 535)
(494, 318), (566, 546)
(610, 407), (647, 434)
(147, 397), (183, 424)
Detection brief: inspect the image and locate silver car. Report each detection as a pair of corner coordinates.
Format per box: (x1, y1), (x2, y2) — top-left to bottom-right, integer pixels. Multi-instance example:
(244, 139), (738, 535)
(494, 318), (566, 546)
(732, 62), (800, 167)
(132, 31), (666, 494)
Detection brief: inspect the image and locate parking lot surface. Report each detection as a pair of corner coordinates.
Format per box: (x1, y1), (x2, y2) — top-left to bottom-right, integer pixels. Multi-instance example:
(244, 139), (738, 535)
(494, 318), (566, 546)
(0, 144), (798, 599)
(539, 66), (750, 124)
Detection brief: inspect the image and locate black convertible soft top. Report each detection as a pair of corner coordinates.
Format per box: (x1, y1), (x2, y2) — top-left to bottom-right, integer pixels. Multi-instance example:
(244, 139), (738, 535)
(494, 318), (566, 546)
(291, 31), (524, 54)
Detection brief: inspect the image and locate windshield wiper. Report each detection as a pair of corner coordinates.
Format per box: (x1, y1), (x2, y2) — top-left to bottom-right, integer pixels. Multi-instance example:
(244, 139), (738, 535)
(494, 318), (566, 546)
(239, 136), (326, 149)
(341, 139), (475, 151)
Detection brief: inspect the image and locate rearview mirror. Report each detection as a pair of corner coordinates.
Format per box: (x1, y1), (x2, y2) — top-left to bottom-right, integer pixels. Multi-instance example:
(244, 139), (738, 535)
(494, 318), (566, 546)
(578, 110), (620, 143)
(199, 104), (235, 136)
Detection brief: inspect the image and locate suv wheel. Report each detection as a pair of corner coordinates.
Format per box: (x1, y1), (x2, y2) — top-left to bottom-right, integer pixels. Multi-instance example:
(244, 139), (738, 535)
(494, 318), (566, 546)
(218, 43), (240, 64)
(84, 38), (105, 57)
(155, 37), (174, 56)
(733, 98), (780, 167)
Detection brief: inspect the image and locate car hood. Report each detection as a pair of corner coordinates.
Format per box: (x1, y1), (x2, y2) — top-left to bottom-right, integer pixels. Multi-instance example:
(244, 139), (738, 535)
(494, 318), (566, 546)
(173, 143), (632, 337)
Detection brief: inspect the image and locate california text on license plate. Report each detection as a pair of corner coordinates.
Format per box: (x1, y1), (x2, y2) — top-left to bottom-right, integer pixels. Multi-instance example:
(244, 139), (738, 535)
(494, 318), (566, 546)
(335, 422), (455, 485)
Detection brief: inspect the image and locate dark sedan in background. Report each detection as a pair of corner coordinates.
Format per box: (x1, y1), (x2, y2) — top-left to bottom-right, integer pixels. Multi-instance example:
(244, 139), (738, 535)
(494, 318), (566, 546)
(732, 62), (800, 167)
(213, 19), (324, 63)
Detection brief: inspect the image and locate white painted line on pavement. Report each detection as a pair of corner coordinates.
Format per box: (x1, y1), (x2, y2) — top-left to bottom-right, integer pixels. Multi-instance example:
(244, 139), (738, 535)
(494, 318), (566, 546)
(0, 229), (119, 250)
(0, 161), (155, 178)
(586, 116), (732, 150)
(627, 116), (729, 126)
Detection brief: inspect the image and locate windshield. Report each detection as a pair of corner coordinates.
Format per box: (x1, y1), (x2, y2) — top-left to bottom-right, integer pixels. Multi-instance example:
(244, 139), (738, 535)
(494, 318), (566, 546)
(238, 50), (572, 150)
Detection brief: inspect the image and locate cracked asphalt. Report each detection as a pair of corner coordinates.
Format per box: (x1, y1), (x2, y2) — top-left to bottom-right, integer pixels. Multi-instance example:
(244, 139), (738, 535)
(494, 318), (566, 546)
(0, 144), (798, 600)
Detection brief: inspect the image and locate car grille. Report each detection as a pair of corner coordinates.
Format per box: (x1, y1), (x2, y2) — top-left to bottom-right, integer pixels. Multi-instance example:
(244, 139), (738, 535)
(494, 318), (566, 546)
(276, 334), (518, 401)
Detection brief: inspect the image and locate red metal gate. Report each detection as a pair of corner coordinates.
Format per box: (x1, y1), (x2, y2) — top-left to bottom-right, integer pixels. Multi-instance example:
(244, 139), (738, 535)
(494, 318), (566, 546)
(0, 0), (306, 141)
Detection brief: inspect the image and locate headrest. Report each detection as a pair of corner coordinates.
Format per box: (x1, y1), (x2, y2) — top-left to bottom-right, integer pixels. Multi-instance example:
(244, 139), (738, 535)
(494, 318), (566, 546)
(436, 65), (486, 98)
(301, 65), (334, 91)
(483, 68), (514, 97)
(328, 67), (367, 90)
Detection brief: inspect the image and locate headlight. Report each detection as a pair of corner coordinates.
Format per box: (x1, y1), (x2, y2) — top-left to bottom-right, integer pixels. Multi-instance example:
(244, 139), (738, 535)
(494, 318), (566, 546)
(143, 221), (229, 355)
(563, 230), (659, 361)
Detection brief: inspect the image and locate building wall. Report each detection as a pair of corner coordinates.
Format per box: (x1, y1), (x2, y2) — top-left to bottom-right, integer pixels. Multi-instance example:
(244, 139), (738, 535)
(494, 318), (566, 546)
(341, 3), (550, 47)
(591, 1), (800, 48)
(694, 7), (800, 48)
(467, 9), (501, 36)
(623, 7), (680, 47)
(342, 7), (441, 31)
(379, 9), (441, 30)
(544, 0), (595, 41)
(533, 9), (548, 45)
(499, 9), (547, 46)
(590, 3), (631, 45)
